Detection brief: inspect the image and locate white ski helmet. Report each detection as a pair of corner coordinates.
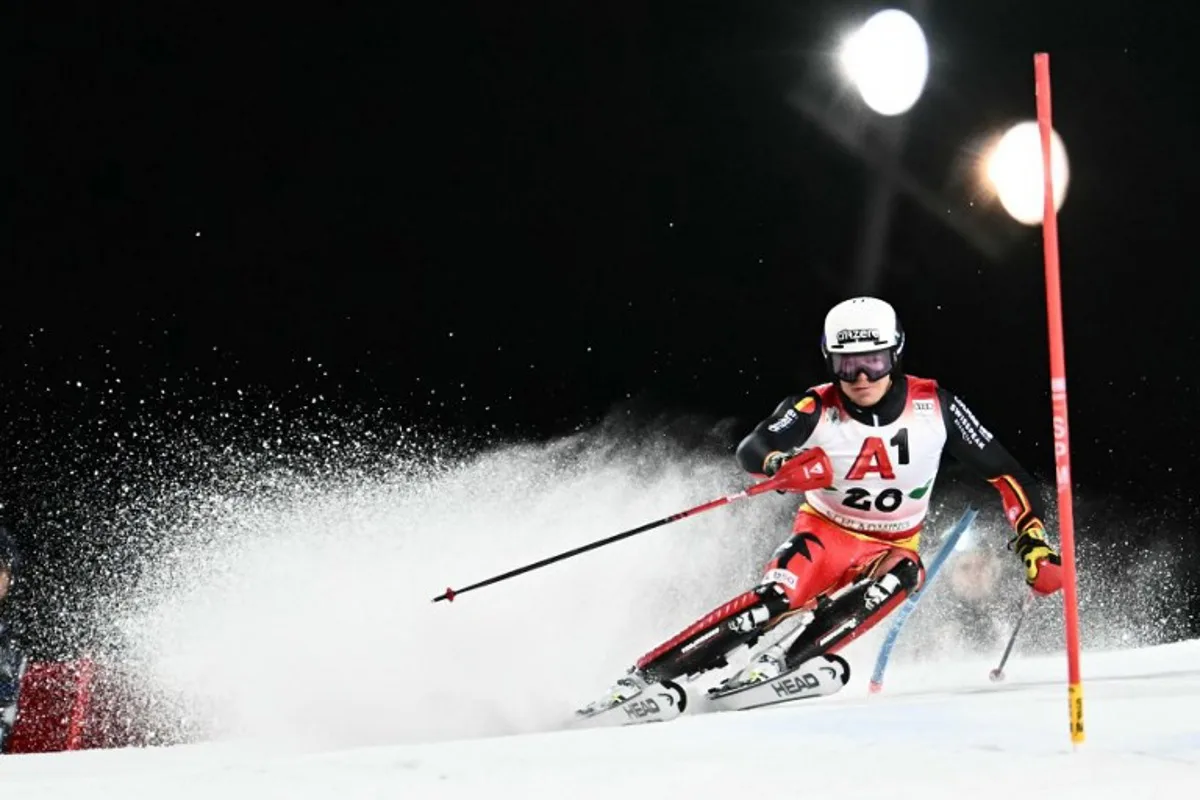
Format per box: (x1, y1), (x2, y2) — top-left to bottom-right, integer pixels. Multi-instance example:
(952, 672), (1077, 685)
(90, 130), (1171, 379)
(821, 296), (905, 381)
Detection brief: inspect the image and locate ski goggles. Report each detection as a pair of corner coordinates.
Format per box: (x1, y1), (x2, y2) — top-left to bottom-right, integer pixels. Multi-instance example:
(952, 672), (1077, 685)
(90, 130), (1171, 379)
(829, 348), (896, 382)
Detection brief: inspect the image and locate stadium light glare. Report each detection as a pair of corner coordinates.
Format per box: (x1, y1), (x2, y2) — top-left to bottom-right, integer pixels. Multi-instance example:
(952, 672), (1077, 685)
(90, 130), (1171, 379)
(837, 9), (930, 117)
(983, 121), (1070, 225)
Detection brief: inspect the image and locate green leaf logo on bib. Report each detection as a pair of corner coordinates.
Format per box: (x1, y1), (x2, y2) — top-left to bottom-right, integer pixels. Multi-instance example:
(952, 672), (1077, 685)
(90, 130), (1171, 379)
(908, 478), (933, 500)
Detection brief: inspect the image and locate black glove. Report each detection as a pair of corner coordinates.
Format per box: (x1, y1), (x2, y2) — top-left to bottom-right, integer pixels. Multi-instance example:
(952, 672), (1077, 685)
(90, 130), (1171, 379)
(763, 451), (791, 477)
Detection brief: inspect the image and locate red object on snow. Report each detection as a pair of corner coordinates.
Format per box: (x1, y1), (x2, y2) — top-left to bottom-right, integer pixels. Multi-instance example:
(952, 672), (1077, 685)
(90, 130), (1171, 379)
(5, 660), (95, 754)
(4, 657), (199, 754)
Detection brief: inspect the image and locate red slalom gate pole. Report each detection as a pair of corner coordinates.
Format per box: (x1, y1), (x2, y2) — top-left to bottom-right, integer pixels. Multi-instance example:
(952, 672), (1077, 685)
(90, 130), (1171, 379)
(1034, 52), (1085, 747)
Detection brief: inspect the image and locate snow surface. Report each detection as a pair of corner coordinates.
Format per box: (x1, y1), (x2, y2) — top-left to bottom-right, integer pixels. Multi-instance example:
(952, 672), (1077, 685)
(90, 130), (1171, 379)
(2, 638), (1198, 798)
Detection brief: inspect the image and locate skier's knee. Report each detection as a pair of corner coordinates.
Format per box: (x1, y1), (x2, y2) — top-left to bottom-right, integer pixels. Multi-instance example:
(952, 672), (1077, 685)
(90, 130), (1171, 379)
(753, 581), (791, 616)
(890, 557), (922, 593)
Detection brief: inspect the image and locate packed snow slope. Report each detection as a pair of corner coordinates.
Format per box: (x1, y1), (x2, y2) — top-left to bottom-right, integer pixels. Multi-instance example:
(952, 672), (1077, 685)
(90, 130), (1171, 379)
(1, 638), (1198, 798)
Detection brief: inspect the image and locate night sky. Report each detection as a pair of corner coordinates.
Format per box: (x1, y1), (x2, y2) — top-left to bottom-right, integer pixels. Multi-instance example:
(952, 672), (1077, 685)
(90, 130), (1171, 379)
(8, 2), (1200, 650)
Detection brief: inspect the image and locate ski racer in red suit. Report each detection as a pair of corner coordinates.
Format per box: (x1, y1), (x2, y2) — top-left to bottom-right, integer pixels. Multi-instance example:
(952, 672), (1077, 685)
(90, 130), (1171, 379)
(579, 296), (1062, 717)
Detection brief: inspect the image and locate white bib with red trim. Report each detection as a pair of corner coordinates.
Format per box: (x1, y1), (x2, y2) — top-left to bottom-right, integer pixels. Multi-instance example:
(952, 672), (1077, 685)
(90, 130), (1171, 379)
(803, 377), (947, 538)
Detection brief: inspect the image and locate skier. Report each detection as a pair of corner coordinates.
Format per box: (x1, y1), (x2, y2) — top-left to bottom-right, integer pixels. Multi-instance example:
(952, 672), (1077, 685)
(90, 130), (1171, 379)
(1, 526), (27, 753)
(578, 296), (1062, 721)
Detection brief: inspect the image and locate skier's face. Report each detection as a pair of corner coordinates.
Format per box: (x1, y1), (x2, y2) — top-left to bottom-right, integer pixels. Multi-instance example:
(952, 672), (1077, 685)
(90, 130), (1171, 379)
(0, 568), (9, 604)
(839, 372), (891, 407)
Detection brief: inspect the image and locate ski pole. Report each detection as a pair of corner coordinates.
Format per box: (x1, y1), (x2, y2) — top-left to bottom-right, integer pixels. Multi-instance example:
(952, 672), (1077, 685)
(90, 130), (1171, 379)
(989, 589), (1036, 682)
(868, 505), (979, 694)
(432, 449), (833, 603)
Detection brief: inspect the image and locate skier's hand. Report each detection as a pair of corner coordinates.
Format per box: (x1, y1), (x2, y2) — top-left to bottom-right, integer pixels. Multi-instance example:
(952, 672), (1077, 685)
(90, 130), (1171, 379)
(761, 448), (833, 494)
(1012, 525), (1062, 595)
(763, 451), (791, 477)
(762, 451), (791, 493)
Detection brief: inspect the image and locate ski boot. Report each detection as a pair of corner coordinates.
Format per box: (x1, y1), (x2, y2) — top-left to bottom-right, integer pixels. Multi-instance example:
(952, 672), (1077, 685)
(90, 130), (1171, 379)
(573, 668), (688, 726)
(708, 610), (812, 694)
(726, 644), (788, 687)
(574, 669), (651, 718)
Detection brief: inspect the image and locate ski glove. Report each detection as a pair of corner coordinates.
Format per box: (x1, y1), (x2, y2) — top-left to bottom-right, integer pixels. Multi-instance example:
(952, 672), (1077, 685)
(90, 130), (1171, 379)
(761, 448), (834, 495)
(1012, 525), (1062, 595)
(762, 451), (791, 477)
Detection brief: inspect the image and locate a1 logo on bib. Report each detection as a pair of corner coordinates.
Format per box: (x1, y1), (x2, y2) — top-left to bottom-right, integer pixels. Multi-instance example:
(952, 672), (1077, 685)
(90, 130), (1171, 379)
(846, 429), (910, 481)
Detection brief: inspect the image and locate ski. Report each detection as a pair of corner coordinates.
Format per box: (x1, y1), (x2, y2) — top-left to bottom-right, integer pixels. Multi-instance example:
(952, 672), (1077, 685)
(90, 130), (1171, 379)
(569, 655), (849, 729)
(705, 653), (850, 712)
(571, 680), (688, 729)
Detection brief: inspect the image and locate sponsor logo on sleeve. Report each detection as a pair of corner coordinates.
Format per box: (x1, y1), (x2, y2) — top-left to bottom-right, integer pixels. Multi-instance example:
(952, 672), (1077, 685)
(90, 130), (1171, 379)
(768, 408), (798, 433)
(950, 399), (993, 450)
(761, 568), (799, 589)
